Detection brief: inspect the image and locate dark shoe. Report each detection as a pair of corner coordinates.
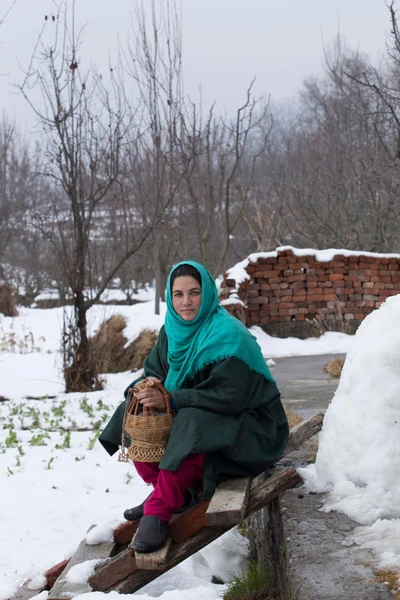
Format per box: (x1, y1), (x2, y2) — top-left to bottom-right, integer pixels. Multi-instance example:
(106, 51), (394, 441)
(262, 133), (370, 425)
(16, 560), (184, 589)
(123, 492), (152, 521)
(133, 515), (169, 553)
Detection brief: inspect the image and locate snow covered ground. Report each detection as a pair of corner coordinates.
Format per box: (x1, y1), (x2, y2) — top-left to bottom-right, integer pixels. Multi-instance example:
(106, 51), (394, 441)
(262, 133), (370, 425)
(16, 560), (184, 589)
(0, 296), (358, 600)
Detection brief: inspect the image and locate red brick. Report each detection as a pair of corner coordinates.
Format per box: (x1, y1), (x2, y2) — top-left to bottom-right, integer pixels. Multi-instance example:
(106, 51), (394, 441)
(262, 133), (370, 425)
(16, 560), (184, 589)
(333, 267), (348, 274)
(247, 297), (264, 305)
(280, 302), (296, 309)
(345, 275), (360, 282)
(295, 313), (306, 321)
(286, 274), (306, 283)
(329, 273), (344, 281)
(252, 269), (277, 278)
(323, 294), (337, 301)
(290, 281), (306, 290)
(349, 256), (359, 263)
(292, 298), (307, 305)
(307, 294), (324, 301)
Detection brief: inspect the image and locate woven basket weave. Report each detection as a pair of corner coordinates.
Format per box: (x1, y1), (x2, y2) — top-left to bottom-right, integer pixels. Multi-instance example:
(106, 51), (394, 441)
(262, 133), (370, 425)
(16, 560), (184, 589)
(123, 379), (175, 463)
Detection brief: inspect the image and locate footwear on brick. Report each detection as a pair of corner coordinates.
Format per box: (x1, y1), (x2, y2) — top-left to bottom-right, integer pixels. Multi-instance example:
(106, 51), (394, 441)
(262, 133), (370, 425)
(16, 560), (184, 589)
(123, 492), (153, 522)
(133, 515), (168, 553)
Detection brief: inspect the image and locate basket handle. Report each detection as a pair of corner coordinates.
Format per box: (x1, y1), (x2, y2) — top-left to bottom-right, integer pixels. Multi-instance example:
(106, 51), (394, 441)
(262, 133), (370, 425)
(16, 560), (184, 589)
(127, 378), (174, 416)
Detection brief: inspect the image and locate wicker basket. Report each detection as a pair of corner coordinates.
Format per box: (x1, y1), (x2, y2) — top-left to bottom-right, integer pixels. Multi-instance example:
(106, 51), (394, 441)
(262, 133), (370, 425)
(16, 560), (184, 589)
(122, 379), (175, 463)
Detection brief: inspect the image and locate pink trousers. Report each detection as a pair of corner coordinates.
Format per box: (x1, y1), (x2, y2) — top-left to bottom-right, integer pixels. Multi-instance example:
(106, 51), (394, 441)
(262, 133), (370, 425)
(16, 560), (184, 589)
(134, 453), (205, 522)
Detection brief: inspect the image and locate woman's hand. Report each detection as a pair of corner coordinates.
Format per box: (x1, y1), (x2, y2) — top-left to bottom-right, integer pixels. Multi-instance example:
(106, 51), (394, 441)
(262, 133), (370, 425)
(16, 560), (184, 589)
(137, 380), (166, 411)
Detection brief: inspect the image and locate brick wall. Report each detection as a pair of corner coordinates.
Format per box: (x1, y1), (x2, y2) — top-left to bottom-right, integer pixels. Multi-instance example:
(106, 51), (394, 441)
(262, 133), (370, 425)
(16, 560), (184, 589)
(221, 247), (400, 338)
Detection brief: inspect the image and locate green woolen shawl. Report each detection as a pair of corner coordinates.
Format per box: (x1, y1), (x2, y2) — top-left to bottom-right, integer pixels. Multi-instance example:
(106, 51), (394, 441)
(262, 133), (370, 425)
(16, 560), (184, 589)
(164, 260), (274, 392)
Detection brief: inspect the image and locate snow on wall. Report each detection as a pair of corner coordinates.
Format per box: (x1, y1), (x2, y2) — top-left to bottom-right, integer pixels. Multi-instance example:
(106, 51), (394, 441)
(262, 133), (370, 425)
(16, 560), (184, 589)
(221, 246), (400, 328)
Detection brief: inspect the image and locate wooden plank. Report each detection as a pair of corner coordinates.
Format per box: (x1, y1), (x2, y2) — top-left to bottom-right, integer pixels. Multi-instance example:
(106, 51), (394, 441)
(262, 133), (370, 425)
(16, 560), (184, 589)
(113, 520), (140, 545)
(205, 477), (251, 526)
(169, 499), (210, 543)
(281, 411), (324, 459)
(87, 550), (138, 591)
(48, 527), (116, 600)
(96, 466), (302, 595)
(134, 537), (173, 570)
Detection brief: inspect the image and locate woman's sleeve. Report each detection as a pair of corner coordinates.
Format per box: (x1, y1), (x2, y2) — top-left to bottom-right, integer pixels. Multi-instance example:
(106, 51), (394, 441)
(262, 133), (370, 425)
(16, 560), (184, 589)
(171, 357), (277, 415)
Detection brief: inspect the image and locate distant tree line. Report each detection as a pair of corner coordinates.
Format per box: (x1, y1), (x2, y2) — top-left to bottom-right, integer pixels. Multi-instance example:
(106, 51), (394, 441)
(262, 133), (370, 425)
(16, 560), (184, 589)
(1, 0), (400, 390)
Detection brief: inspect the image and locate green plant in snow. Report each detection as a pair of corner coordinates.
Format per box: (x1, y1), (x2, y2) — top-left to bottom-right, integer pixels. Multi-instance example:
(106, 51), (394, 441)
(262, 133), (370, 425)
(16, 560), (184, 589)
(17, 445), (25, 456)
(101, 412), (110, 423)
(7, 467), (14, 476)
(222, 561), (279, 600)
(29, 432), (50, 446)
(237, 521), (248, 538)
(24, 406), (41, 428)
(47, 456), (55, 469)
(52, 400), (67, 418)
(125, 472), (133, 484)
(75, 455), (85, 461)
(5, 429), (18, 448)
(88, 429), (100, 450)
(96, 399), (110, 411)
(79, 396), (94, 418)
(55, 430), (71, 449)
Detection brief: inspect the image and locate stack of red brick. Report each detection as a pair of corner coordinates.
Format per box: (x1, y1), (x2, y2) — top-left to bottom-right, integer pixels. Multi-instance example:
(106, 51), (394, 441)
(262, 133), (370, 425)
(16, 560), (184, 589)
(222, 248), (400, 328)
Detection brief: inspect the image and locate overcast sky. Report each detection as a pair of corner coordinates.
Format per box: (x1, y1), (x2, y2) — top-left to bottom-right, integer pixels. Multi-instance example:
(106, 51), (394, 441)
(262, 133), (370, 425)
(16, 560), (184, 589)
(0, 0), (392, 132)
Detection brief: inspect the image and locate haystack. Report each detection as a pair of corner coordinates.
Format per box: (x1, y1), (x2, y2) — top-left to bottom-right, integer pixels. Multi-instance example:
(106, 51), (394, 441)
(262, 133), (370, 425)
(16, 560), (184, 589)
(0, 284), (18, 317)
(125, 328), (158, 371)
(324, 357), (345, 379)
(90, 315), (129, 373)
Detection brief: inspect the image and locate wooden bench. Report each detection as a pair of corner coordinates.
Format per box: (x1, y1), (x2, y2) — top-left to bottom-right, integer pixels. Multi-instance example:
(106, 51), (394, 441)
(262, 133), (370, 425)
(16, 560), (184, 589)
(34, 411), (323, 600)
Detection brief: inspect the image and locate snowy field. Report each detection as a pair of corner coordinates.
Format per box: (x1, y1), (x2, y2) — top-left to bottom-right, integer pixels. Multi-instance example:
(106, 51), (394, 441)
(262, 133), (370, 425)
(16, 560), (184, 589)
(0, 295), (364, 600)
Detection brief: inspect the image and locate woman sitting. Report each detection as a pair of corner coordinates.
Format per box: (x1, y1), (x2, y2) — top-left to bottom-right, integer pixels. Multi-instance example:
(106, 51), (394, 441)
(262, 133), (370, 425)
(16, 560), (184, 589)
(100, 261), (289, 553)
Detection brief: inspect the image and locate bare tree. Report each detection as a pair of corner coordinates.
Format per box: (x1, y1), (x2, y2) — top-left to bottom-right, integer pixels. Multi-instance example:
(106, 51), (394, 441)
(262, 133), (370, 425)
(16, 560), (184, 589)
(173, 82), (271, 277)
(18, 2), (161, 391)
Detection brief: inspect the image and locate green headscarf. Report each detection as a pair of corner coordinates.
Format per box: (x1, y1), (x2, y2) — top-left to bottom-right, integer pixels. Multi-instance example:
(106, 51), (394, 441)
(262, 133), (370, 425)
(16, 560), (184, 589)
(164, 260), (274, 392)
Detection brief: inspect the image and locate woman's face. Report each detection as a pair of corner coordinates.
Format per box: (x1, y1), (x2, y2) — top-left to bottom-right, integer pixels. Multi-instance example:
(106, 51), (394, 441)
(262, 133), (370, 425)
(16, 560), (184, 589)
(172, 275), (202, 321)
